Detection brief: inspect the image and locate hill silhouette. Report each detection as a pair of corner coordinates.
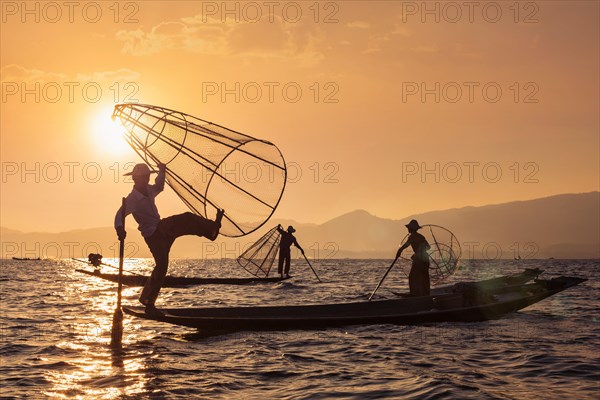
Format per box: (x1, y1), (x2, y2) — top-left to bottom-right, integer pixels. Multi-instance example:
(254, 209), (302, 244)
(1, 192), (598, 260)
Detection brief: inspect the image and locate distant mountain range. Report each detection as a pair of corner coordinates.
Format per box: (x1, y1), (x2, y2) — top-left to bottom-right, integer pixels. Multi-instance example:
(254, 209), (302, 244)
(1, 192), (598, 260)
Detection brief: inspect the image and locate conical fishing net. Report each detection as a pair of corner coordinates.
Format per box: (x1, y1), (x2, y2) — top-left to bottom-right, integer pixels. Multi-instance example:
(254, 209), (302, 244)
(237, 226), (281, 277)
(112, 104), (287, 237)
(398, 224), (461, 285)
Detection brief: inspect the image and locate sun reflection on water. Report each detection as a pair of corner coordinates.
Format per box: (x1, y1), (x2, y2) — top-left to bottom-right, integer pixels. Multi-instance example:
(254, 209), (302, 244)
(1, 258), (596, 399)
(43, 343), (149, 399)
(41, 259), (156, 398)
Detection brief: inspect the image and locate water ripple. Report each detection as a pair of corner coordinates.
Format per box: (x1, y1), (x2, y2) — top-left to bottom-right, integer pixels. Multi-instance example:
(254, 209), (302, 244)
(0, 259), (598, 399)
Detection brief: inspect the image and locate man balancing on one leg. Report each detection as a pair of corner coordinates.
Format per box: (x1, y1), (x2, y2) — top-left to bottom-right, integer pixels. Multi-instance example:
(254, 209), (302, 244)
(114, 163), (224, 316)
(276, 225), (304, 278)
(396, 219), (431, 296)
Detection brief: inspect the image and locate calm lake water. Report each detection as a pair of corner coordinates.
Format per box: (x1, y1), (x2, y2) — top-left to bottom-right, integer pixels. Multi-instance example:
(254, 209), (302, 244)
(0, 258), (598, 399)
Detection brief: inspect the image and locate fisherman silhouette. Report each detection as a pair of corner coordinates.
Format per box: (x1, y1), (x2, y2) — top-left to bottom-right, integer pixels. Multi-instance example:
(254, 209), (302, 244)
(114, 163), (224, 316)
(277, 224), (304, 278)
(396, 219), (431, 296)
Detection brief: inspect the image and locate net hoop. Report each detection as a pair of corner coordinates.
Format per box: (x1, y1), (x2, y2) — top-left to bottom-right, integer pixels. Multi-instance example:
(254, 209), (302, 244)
(399, 224), (461, 284)
(237, 226), (282, 277)
(113, 103), (287, 238)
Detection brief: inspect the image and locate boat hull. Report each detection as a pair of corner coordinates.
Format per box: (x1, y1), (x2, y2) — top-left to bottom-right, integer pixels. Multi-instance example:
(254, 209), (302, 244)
(122, 273), (586, 331)
(76, 269), (288, 287)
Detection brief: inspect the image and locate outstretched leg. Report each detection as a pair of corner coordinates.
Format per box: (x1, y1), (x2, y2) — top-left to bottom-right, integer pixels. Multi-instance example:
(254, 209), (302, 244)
(160, 211), (224, 241)
(139, 211), (224, 312)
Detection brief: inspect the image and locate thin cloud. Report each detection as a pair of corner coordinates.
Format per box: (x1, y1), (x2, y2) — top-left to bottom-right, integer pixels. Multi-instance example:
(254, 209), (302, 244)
(116, 20), (230, 56)
(1, 64), (67, 83)
(115, 14), (326, 66)
(0, 64), (140, 83)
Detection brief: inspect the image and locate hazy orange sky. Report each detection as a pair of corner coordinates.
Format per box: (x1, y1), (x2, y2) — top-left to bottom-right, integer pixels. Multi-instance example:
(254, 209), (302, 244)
(1, 1), (598, 232)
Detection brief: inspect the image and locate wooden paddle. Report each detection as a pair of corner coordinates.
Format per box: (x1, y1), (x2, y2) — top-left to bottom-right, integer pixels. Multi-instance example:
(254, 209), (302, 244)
(368, 257), (398, 301)
(302, 253), (322, 283)
(110, 197), (126, 349)
(71, 257), (145, 277)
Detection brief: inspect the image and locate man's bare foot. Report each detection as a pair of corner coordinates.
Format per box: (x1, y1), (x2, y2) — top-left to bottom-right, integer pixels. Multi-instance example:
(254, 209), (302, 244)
(207, 209), (225, 241)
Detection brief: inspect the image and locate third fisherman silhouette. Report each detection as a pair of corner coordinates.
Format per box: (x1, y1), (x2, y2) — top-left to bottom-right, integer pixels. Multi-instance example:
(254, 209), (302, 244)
(277, 225), (304, 278)
(114, 162), (224, 316)
(396, 219), (431, 296)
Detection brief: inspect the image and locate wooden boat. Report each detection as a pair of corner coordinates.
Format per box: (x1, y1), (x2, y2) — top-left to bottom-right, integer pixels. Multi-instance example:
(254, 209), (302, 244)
(409, 267), (543, 296)
(75, 268), (288, 287)
(122, 270), (586, 331)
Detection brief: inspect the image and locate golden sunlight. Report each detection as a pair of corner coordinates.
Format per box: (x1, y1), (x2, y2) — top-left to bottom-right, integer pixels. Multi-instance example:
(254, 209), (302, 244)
(91, 107), (130, 155)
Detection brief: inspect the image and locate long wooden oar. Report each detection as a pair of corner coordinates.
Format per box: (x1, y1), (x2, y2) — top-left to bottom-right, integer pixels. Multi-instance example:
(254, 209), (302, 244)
(368, 257), (398, 301)
(71, 257), (145, 277)
(302, 253), (322, 283)
(110, 197), (126, 349)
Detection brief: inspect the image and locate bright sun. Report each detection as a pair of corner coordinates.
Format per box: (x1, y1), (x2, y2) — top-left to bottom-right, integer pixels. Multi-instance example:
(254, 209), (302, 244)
(91, 107), (131, 155)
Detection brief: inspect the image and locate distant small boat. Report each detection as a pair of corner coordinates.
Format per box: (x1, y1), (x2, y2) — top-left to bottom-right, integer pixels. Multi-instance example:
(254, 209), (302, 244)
(75, 268), (289, 287)
(123, 269), (586, 331)
(12, 257), (41, 261)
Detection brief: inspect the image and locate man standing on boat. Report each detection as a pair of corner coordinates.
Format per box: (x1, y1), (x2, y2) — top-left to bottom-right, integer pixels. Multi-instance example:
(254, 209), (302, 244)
(277, 225), (304, 278)
(114, 162), (224, 316)
(396, 219), (431, 296)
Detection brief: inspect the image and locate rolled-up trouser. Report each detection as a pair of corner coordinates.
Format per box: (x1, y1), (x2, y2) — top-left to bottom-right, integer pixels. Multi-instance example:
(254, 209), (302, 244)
(408, 259), (431, 297)
(278, 248), (291, 275)
(139, 212), (220, 306)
